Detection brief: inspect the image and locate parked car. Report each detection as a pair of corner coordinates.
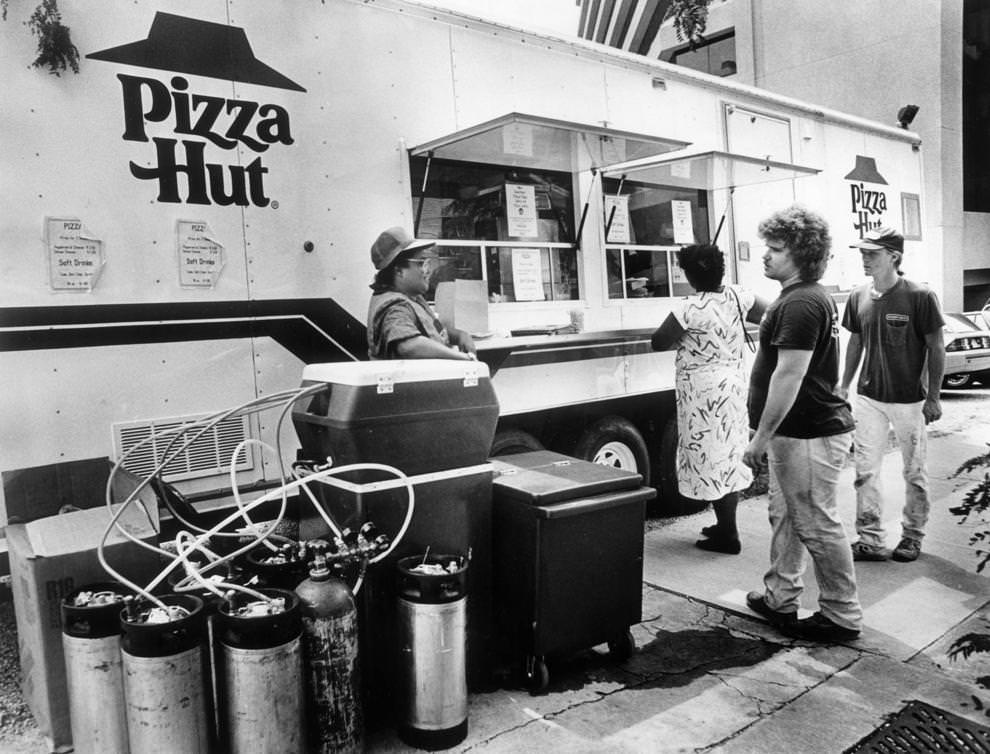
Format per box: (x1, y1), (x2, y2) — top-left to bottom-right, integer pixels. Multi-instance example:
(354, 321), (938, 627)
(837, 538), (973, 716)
(943, 311), (990, 388)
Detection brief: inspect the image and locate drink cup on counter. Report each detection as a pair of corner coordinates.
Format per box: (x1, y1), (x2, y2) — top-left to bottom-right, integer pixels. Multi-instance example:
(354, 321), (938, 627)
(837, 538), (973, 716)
(569, 308), (585, 332)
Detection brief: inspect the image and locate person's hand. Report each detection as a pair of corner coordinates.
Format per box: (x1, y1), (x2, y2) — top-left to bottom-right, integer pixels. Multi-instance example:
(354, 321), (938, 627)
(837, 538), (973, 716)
(923, 395), (942, 424)
(448, 328), (477, 356)
(743, 436), (768, 471)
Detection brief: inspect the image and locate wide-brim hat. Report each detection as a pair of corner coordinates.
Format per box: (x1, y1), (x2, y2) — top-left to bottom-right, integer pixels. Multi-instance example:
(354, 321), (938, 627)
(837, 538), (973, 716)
(86, 12), (306, 92)
(850, 227), (904, 253)
(371, 227), (436, 271)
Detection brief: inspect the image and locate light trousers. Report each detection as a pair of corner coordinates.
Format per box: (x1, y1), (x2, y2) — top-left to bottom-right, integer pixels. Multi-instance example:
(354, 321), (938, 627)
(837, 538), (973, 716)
(853, 395), (930, 547)
(764, 432), (862, 631)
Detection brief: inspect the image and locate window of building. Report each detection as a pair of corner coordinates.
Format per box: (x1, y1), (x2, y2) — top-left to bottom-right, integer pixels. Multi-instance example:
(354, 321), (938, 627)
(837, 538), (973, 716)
(964, 0), (990, 212)
(408, 157), (578, 302)
(664, 30), (736, 78)
(601, 177), (709, 299)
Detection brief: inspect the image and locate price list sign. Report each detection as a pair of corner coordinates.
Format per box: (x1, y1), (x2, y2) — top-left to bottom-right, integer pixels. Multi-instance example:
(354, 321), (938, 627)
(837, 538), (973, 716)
(46, 217), (105, 291)
(177, 220), (225, 288)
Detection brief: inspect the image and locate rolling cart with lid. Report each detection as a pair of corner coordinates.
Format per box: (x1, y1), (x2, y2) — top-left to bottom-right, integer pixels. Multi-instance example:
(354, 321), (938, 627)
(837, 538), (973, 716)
(490, 451), (655, 692)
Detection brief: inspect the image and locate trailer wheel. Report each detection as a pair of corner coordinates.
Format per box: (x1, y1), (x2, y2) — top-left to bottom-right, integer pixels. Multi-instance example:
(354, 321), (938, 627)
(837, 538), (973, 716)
(573, 416), (650, 487)
(490, 429), (544, 456)
(655, 418), (707, 517)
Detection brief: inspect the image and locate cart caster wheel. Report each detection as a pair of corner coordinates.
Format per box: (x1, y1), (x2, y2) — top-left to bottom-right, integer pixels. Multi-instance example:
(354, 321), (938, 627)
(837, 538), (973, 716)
(525, 656), (549, 694)
(608, 630), (635, 662)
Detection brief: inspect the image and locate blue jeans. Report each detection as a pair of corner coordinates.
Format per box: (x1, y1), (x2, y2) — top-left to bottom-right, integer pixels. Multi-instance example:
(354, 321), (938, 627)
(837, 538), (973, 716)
(763, 432), (862, 631)
(853, 395), (930, 547)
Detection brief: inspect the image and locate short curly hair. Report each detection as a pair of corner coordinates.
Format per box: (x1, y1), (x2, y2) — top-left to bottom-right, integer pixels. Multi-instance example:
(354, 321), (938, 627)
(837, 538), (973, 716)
(676, 244), (725, 292)
(757, 204), (832, 282)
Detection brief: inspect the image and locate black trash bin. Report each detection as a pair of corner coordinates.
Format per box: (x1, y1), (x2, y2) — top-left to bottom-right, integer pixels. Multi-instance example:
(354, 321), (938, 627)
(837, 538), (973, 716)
(491, 451), (655, 692)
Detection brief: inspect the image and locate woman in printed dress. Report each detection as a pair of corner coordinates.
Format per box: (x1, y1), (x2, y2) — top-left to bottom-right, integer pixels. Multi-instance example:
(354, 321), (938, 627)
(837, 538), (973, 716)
(652, 245), (767, 554)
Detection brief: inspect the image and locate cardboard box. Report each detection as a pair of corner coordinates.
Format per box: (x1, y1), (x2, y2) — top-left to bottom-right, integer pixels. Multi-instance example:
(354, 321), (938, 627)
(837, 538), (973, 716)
(3, 458), (160, 752)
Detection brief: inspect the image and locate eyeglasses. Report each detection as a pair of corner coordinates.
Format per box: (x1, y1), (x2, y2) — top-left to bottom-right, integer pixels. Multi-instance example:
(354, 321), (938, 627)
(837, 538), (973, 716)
(406, 259), (432, 272)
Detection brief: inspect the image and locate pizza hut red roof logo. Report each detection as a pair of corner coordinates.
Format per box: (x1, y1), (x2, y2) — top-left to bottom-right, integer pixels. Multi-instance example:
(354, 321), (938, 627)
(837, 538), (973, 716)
(87, 13), (304, 207)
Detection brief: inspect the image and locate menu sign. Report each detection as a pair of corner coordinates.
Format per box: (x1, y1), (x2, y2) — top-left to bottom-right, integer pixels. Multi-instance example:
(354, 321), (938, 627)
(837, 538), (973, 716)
(177, 220), (225, 287)
(46, 217), (105, 291)
(511, 248), (545, 301)
(506, 183), (538, 238)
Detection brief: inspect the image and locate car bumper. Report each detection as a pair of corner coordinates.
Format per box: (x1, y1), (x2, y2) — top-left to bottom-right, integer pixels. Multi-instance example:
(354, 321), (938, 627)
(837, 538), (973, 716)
(945, 350), (990, 375)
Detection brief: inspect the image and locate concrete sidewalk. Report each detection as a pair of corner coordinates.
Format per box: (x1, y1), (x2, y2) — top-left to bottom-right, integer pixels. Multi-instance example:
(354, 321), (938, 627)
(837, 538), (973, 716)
(368, 428), (990, 753)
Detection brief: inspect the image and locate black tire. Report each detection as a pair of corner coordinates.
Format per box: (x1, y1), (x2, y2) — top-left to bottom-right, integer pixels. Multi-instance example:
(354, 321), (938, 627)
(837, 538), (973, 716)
(526, 656), (549, 694)
(654, 418), (707, 517)
(942, 373), (972, 389)
(607, 629), (635, 662)
(572, 416), (651, 487)
(490, 429), (544, 457)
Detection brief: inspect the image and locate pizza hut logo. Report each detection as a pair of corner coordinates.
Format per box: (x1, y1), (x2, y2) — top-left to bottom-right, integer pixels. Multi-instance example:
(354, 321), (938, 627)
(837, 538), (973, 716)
(87, 12), (305, 208)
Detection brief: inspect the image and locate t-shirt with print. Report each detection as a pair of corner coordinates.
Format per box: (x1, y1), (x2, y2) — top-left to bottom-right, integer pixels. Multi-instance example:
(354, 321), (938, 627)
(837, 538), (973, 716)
(841, 276), (944, 403)
(748, 281), (854, 439)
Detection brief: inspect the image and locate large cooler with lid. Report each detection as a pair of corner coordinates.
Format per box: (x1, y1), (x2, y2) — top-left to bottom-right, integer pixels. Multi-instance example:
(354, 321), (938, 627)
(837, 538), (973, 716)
(292, 359), (499, 475)
(491, 451), (655, 693)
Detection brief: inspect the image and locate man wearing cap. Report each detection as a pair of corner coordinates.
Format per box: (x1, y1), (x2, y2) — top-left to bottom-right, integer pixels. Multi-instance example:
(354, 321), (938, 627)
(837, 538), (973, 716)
(366, 226), (476, 361)
(840, 227), (945, 563)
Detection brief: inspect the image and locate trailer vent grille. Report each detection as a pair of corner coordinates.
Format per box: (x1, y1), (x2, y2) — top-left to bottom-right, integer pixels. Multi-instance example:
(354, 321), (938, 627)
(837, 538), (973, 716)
(113, 414), (254, 482)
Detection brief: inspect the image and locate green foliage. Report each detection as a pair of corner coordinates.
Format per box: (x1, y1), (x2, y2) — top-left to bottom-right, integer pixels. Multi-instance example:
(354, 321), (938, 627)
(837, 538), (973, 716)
(2, 0), (79, 75)
(949, 445), (990, 574)
(663, 0), (712, 48)
(28, 0), (79, 75)
(948, 445), (990, 713)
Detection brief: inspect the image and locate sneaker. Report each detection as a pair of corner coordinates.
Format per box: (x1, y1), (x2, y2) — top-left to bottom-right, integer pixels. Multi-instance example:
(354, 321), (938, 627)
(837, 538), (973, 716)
(745, 591), (797, 627)
(783, 612), (860, 643)
(891, 537), (921, 562)
(851, 541), (888, 561)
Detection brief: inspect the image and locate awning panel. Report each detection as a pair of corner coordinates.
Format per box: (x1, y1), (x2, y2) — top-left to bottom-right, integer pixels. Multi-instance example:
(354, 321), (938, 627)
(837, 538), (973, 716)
(409, 113), (690, 172)
(603, 150), (820, 190)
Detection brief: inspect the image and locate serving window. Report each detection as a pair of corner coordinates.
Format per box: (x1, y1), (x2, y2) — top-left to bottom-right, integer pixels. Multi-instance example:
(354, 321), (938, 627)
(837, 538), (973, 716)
(409, 156), (579, 302)
(602, 177), (709, 300)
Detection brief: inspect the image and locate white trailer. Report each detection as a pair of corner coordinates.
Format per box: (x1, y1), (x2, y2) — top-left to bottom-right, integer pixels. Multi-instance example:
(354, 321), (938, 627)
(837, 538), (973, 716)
(1, 0), (926, 521)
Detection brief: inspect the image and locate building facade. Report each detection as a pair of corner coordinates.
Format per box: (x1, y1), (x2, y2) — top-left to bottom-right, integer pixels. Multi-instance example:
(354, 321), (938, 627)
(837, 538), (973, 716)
(579, 0), (989, 310)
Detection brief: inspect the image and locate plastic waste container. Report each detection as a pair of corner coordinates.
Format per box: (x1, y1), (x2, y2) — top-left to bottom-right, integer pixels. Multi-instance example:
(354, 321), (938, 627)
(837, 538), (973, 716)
(491, 451), (655, 692)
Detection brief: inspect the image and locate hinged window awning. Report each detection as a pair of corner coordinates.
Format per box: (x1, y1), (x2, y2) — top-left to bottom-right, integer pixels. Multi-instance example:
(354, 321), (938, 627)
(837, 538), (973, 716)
(602, 150), (820, 190)
(409, 113), (690, 172)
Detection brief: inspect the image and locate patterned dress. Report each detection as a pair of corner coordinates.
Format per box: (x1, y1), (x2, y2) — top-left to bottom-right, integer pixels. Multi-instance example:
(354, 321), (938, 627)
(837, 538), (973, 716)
(672, 286), (755, 500)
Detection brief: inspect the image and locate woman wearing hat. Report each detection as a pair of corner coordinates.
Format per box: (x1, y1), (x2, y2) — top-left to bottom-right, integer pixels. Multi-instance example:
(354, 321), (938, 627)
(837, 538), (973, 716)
(366, 227), (476, 361)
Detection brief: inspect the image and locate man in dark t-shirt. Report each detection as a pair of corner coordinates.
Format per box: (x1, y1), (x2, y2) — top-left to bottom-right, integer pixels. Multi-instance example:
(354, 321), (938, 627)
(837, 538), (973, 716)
(840, 227), (945, 564)
(743, 205), (862, 643)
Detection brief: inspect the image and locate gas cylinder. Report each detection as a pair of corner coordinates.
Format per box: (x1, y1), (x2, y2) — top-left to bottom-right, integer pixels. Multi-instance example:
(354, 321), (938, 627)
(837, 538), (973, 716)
(120, 594), (212, 754)
(396, 553), (469, 750)
(61, 583), (131, 754)
(215, 588), (305, 753)
(295, 541), (363, 754)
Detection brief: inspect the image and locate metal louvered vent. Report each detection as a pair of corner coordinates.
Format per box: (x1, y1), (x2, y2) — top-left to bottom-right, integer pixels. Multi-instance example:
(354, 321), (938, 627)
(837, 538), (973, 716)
(112, 414), (254, 482)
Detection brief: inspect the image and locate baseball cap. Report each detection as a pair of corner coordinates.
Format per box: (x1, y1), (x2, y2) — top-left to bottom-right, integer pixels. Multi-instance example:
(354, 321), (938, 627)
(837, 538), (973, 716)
(370, 227), (436, 271)
(849, 227), (904, 253)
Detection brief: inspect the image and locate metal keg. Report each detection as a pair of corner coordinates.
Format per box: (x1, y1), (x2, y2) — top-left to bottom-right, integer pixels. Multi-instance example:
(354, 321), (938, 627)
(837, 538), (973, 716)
(120, 594), (211, 754)
(61, 582), (131, 754)
(215, 588), (304, 753)
(396, 553), (469, 750)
